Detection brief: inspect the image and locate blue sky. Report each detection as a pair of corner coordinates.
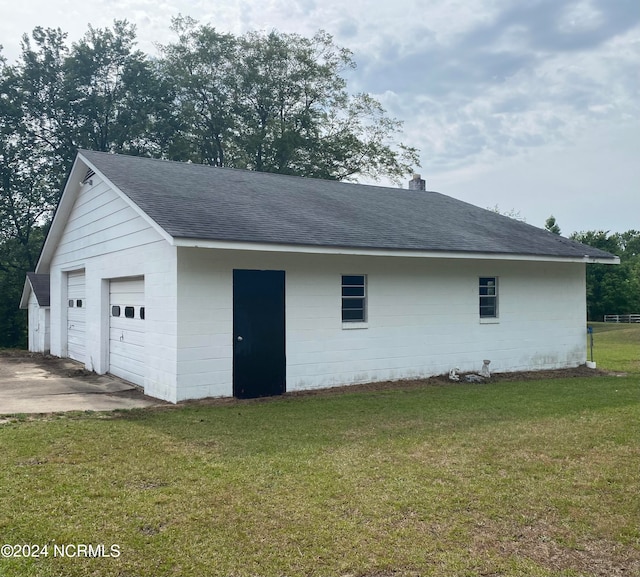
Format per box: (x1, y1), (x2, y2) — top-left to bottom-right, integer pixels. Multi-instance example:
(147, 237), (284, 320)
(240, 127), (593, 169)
(1, 0), (638, 234)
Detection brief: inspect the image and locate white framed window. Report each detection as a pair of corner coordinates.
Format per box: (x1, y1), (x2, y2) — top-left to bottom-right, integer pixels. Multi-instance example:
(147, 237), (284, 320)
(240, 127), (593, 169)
(479, 277), (498, 319)
(342, 275), (367, 323)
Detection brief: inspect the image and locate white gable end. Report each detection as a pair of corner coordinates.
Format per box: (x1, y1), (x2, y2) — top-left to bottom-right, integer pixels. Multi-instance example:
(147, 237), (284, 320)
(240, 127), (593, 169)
(50, 175), (165, 270)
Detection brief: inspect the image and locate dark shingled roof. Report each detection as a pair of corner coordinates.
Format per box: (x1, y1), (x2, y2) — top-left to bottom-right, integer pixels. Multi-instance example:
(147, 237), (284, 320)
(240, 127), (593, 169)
(27, 273), (50, 306)
(79, 150), (616, 261)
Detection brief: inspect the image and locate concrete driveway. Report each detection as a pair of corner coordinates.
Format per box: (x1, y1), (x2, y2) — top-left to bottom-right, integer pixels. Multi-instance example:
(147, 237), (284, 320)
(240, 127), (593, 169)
(0, 352), (163, 414)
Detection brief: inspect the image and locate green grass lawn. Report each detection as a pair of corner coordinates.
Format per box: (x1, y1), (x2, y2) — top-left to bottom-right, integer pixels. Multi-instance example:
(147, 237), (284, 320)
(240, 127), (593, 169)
(590, 321), (640, 374)
(0, 326), (638, 577)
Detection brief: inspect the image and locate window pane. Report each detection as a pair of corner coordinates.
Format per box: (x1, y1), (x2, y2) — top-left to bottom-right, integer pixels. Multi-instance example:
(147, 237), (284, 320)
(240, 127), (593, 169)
(111, 306), (121, 317)
(76, 299), (83, 308)
(342, 308), (365, 322)
(342, 286), (365, 297)
(342, 275), (365, 286)
(342, 298), (365, 310)
(68, 300), (74, 308)
(480, 298), (497, 317)
(480, 305), (496, 317)
(124, 306), (135, 318)
(479, 296), (495, 307)
(480, 300), (496, 317)
(140, 307), (145, 320)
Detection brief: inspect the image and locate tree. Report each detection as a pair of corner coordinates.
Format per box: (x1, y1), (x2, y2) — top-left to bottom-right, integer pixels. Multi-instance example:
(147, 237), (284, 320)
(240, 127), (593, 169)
(571, 230), (640, 321)
(545, 215), (561, 235)
(0, 21), (166, 346)
(65, 20), (170, 157)
(1, 38), (62, 346)
(157, 16), (238, 166)
(159, 19), (419, 181)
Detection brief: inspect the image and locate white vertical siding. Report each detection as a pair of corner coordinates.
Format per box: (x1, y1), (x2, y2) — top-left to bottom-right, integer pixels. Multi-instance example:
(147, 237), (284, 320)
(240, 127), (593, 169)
(174, 248), (587, 400)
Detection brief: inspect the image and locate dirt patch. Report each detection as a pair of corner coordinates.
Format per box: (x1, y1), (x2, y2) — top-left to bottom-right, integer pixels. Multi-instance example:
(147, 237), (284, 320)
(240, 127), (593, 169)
(177, 364), (616, 409)
(281, 365), (615, 396)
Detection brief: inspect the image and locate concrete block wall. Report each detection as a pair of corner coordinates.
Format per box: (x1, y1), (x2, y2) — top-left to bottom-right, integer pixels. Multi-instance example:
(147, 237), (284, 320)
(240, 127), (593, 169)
(174, 248), (586, 400)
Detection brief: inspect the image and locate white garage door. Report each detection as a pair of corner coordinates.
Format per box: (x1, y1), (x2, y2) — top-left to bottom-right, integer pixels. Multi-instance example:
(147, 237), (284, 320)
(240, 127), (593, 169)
(67, 271), (86, 362)
(109, 277), (145, 387)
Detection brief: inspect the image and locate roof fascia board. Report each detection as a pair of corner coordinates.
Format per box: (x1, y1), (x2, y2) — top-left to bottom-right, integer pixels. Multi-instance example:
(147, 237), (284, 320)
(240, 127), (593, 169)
(19, 277), (33, 309)
(36, 157), (86, 273)
(173, 238), (619, 264)
(78, 153), (174, 245)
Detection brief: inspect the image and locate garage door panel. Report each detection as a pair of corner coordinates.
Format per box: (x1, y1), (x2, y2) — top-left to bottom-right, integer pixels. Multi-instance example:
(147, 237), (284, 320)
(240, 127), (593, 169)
(108, 358), (145, 386)
(109, 317), (145, 342)
(109, 329), (144, 348)
(67, 271), (85, 362)
(109, 278), (145, 388)
(109, 342), (144, 371)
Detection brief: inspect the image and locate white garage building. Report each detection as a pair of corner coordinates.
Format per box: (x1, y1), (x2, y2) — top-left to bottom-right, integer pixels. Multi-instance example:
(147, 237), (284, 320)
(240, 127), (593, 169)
(27, 150), (617, 403)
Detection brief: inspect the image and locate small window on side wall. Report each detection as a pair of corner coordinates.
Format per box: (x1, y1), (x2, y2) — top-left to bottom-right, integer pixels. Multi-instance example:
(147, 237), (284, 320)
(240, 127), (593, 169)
(479, 277), (498, 318)
(342, 275), (367, 322)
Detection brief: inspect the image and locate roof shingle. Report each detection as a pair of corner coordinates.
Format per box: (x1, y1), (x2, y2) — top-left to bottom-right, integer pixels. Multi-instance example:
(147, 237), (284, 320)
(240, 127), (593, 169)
(78, 150), (617, 261)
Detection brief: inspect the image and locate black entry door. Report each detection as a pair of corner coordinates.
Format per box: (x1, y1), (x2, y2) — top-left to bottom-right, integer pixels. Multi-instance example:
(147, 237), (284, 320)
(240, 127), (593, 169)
(233, 269), (286, 399)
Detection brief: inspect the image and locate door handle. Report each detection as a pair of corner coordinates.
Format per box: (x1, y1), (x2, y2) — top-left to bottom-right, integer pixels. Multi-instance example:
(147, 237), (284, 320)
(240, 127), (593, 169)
(237, 336), (243, 342)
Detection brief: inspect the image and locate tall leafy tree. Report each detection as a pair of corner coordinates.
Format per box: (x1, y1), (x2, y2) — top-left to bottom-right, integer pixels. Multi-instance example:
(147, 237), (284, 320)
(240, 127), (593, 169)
(159, 19), (419, 181)
(158, 16), (238, 166)
(1, 43), (59, 346)
(66, 21), (170, 157)
(5, 21), (167, 178)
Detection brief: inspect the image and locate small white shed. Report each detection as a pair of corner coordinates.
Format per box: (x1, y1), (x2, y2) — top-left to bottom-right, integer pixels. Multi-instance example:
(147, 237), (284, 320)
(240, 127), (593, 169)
(20, 272), (51, 354)
(27, 150), (619, 403)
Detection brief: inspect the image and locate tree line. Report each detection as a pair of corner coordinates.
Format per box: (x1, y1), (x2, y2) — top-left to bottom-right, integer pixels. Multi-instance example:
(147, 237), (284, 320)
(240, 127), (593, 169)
(570, 230), (640, 321)
(545, 217), (640, 321)
(1, 19), (637, 347)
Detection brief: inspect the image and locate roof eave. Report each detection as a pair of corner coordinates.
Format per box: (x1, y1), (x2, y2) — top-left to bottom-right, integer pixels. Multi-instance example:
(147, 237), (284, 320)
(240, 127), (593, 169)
(35, 157), (87, 274)
(172, 237), (620, 264)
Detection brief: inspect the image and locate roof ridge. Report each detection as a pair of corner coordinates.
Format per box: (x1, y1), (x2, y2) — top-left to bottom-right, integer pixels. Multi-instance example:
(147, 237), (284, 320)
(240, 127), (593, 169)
(77, 149), (414, 194)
